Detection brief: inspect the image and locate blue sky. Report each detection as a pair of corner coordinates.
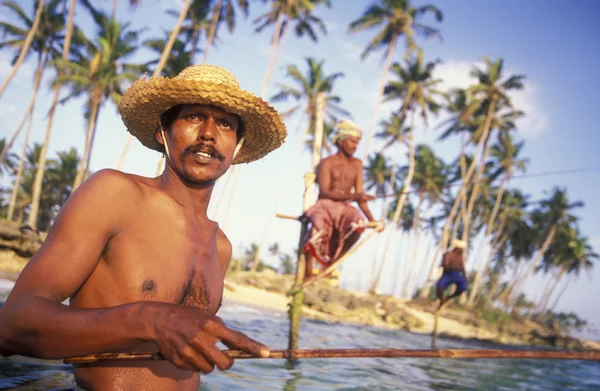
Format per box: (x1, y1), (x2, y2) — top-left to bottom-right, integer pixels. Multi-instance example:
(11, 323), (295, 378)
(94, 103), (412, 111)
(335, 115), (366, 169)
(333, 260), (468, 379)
(1, 0), (599, 338)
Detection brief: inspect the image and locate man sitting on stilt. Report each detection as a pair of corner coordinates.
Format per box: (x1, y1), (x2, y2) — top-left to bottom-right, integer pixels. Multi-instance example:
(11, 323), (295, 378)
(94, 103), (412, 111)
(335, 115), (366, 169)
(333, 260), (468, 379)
(436, 239), (468, 310)
(302, 120), (384, 281)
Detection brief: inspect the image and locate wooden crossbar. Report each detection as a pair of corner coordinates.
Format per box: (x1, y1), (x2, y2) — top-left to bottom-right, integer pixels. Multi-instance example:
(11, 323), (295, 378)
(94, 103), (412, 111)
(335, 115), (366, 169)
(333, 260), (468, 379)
(276, 213), (382, 230)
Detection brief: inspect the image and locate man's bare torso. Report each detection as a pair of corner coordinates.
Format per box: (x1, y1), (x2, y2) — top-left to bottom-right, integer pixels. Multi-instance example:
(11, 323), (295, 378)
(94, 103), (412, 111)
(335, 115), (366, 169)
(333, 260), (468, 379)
(318, 155), (359, 198)
(71, 173), (226, 391)
(442, 250), (464, 272)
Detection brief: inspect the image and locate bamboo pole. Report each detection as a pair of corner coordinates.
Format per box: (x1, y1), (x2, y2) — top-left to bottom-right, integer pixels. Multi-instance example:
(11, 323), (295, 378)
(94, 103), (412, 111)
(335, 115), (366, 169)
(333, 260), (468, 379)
(64, 348), (600, 365)
(287, 92), (326, 359)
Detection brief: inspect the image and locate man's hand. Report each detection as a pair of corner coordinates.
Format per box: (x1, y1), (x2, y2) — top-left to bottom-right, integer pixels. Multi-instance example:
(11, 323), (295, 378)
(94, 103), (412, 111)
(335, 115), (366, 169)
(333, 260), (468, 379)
(373, 220), (385, 233)
(152, 305), (269, 373)
(354, 193), (376, 202)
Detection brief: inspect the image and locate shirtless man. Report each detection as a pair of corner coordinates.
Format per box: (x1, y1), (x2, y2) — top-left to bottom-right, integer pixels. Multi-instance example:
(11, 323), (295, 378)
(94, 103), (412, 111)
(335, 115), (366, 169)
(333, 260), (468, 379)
(0, 65), (287, 390)
(302, 120), (384, 279)
(436, 239), (468, 310)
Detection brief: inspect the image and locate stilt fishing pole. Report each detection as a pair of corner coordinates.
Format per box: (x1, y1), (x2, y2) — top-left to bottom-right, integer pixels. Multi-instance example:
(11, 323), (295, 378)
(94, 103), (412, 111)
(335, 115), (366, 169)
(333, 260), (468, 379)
(64, 348), (600, 365)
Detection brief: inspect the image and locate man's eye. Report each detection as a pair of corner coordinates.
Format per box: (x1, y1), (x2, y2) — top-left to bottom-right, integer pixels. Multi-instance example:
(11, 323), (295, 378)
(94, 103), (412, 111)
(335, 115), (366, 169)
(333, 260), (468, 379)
(187, 114), (202, 120)
(218, 121), (232, 129)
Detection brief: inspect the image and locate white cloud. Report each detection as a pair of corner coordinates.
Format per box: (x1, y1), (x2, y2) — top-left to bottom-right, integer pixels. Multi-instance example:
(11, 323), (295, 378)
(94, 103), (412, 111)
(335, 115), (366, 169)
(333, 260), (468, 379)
(432, 59), (549, 139)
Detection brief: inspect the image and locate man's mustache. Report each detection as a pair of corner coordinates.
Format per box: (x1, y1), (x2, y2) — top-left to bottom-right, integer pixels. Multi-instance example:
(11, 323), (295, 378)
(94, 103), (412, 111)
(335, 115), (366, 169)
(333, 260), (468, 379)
(185, 143), (225, 161)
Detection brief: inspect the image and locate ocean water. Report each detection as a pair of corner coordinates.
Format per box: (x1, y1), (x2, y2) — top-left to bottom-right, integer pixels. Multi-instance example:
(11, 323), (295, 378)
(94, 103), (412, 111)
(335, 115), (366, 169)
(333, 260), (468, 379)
(0, 280), (598, 391)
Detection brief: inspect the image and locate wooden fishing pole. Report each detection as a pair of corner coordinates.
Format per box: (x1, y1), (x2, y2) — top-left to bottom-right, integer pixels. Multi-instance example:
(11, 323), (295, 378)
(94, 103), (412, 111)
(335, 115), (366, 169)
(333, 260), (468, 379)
(64, 348), (600, 365)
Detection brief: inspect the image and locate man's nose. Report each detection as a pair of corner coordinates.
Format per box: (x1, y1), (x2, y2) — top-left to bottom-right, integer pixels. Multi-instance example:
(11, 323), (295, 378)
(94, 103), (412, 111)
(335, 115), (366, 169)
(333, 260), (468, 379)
(198, 118), (217, 142)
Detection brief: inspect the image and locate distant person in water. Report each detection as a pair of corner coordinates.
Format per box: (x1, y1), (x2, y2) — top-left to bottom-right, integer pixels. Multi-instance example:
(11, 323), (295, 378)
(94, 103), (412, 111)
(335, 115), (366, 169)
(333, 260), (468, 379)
(436, 239), (468, 310)
(302, 120), (384, 281)
(0, 64), (287, 391)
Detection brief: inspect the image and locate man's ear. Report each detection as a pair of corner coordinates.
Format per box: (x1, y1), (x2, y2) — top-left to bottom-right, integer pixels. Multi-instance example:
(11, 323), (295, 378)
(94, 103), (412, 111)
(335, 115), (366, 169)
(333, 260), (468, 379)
(155, 128), (165, 147)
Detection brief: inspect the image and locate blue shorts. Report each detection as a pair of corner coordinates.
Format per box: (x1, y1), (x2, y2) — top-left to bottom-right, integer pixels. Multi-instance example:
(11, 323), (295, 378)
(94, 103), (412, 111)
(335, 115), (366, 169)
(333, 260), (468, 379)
(436, 271), (467, 294)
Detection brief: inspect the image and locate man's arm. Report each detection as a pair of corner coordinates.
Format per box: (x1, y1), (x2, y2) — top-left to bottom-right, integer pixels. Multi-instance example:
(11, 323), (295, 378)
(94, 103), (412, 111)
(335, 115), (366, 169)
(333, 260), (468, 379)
(0, 170), (153, 358)
(353, 160), (376, 221)
(0, 170), (268, 372)
(317, 159), (360, 202)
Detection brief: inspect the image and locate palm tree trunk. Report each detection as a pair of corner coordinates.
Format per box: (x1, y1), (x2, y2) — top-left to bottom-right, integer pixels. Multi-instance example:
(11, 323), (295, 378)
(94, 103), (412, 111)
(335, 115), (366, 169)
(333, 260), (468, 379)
(0, 0), (46, 100)
(511, 224), (557, 307)
(460, 99), (497, 256)
(467, 233), (508, 307)
(361, 34), (398, 161)
(28, 0), (76, 229)
(371, 110), (415, 293)
(402, 195), (424, 297)
(7, 111), (34, 221)
(260, 12), (285, 98)
(72, 99), (101, 190)
(202, 0), (223, 64)
(370, 165), (399, 286)
(550, 274), (572, 311)
(466, 177), (508, 307)
(537, 272), (559, 312)
(0, 60), (46, 165)
(116, 0), (192, 170)
(83, 104), (102, 176)
(418, 241), (442, 298)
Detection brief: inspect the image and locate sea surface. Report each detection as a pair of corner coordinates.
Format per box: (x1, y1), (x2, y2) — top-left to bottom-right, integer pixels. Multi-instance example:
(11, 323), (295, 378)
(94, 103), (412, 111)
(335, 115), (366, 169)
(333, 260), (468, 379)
(0, 279), (598, 390)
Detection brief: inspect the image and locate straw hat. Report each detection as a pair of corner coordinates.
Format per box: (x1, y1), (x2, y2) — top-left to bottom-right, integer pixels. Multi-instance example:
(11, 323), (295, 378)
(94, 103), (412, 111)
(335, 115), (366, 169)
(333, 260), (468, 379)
(118, 64), (287, 164)
(452, 239), (467, 249)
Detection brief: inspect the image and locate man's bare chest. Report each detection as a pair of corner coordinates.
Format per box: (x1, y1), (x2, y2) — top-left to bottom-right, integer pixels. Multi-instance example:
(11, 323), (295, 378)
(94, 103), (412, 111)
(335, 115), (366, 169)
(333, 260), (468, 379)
(329, 163), (357, 187)
(84, 221), (224, 314)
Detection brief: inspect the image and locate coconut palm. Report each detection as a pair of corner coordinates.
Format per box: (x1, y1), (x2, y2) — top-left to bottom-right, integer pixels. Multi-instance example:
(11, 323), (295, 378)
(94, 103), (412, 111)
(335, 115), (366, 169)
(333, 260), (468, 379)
(401, 145), (446, 296)
(0, 0), (47, 99)
(254, 0), (330, 97)
(54, 13), (142, 190)
(438, 58), (525, 259)
(370, 51), (443, 293)
(28, 0), (77, 229)
(0, 0), (67, 164)
(0, 138), (18, 177)
(202, 0), (250, 63)
(466, 132), (529, 306)
(348, 0), (442, 158)
(510, 188), (582, 308)
(271, 58), (349, 152)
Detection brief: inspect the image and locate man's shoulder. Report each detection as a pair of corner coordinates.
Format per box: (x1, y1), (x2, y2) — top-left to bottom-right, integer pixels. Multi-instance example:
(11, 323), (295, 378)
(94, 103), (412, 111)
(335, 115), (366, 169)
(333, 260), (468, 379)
(350, 157), (364, 167)
(79, 169), (145, 200)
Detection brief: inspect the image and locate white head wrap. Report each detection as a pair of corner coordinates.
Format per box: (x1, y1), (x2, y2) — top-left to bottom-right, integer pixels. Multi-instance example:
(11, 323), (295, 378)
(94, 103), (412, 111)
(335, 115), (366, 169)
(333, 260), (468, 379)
(332, 120), (363, 145)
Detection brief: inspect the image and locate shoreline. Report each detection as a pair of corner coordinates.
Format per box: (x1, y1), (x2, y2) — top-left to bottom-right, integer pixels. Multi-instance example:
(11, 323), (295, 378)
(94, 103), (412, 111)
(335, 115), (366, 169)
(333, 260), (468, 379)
(222, 273), (600, 351)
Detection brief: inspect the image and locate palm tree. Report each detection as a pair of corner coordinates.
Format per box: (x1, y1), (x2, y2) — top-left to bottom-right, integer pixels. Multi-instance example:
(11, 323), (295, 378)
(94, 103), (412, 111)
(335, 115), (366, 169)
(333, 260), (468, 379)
(0, 0), (46, 100)
(271, 58), (349, 151)
(348, 0), (442, 158)
(466, 132), (529, 306)
(6, 111), (34, 221)
(28, 0), (77, 229)
(538, 227), (597, 312)
(510, 188), (583, 308)
(0, 0), (66, 165)
(55, 12), (141, 190)
(202, 0), (249, 63)
(0, 138), (18, 177)
(401, 145), (446, 296)
(438, 58), (525, 258)
(254, 0), (330, 97)
(172, 0), (210, 62)
(370, 51), (443, 293)
(375, 112), (410, 151)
